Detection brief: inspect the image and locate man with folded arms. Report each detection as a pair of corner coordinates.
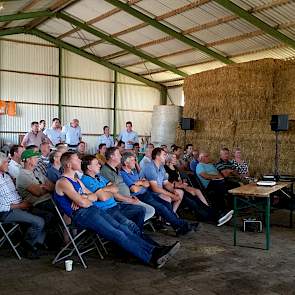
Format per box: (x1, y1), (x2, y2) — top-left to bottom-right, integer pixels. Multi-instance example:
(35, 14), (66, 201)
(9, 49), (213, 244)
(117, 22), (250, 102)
(80, 154), (145, 234)
(100, 147), (155, 225)
(54, 151), (180, 268)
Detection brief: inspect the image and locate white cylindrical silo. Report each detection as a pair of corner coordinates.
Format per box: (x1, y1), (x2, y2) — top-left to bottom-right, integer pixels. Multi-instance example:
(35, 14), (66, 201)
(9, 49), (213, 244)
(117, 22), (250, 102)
(151, 105), (183, 147)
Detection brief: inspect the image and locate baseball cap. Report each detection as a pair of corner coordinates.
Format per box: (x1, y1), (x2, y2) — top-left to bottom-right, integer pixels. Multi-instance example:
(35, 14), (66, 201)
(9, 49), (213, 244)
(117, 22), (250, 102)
(21, 149), (41, 160)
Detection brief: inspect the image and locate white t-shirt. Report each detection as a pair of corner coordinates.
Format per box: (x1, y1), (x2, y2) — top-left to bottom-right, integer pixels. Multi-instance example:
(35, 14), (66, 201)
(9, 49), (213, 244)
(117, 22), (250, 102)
(62, 124), (81, 145)
(8, 159), (22, 179)
(117, 130), (138, 149)
(44, 128), (62, 146)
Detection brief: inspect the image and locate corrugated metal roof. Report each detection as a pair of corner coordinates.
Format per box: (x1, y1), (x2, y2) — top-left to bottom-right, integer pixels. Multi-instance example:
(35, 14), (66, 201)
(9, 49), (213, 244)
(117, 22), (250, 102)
(85, 42), (123, 57)
(64, 0), (115, 21)
(38, 18), (76, 37)
(1, 0), (295, 87)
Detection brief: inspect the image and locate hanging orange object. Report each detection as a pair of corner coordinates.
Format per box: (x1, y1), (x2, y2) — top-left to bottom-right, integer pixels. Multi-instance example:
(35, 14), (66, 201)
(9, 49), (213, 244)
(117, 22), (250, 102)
(7, 101), (16, 116)
(0, 100), (6, 115)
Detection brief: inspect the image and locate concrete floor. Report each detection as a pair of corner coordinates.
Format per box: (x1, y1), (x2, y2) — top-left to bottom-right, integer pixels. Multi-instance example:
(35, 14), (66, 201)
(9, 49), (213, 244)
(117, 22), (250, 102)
(1, 210), (295, 295)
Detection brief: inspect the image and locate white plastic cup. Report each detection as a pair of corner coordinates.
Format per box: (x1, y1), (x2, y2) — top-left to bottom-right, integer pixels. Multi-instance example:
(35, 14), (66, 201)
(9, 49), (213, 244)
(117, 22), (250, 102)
(65, 260), (73, 272)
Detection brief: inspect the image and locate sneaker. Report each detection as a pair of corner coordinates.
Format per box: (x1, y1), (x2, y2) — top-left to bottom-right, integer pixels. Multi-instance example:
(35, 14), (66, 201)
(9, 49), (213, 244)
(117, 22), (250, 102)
(217, 210), (234, 227)
(218, 210), (233, 223)
(151, 241), (181, 269)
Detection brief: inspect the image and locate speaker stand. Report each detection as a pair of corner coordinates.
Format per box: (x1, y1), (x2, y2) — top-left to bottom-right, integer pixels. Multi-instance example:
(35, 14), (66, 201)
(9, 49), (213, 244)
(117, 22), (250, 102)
(183, 130), (187, 148)
(274, 131), (280, 181)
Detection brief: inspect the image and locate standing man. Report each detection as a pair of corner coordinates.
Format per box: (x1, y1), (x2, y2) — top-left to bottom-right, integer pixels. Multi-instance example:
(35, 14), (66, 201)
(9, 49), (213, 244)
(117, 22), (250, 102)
(117, 121), (138, 150)
(43, 118), (63, 147)
(21, 121), (52, 148)
(98, 126), (114, 148)
(62, 119), (82, 149)
(39, 120), (46, 132)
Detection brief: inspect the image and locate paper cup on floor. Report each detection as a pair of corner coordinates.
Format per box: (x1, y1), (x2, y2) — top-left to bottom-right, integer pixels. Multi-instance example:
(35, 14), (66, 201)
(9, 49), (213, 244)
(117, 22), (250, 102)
(65, 260), (73, 271)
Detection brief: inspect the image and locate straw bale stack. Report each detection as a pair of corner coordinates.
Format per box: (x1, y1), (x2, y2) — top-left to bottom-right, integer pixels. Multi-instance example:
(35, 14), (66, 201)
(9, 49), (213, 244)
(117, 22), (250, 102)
(177, 58), (295, 176)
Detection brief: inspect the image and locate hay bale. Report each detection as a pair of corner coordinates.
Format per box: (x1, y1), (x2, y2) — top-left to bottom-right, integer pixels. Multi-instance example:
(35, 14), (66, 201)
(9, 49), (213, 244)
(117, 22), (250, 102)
(178, 58), (295, 176)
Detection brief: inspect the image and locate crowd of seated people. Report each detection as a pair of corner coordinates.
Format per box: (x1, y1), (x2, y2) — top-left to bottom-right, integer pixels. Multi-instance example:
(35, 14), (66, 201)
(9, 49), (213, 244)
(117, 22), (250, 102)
(0, 117), (251, 268)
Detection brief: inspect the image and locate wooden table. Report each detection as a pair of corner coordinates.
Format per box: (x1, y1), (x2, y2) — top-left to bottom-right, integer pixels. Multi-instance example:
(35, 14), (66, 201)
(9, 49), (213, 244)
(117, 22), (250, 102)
(229, 182), (289, 250)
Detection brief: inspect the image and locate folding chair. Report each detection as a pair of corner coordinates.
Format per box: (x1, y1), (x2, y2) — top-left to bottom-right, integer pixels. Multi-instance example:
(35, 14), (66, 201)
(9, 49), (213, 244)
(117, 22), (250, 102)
(0, 221), (22, 260)
(51, 198), (108, 269)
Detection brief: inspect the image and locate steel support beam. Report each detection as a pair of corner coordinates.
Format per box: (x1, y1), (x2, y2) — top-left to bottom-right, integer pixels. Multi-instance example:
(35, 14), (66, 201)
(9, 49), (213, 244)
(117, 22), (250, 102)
(58, 47), (62, 120)
(214, 0), (295, 50)
(29, 29), (165, 91)
(104, 0), (233, 65)
(57, 12), (188, 77)
(0, 10), (54, 23)
(113, 70), (117, 138)
(160, 87), (167, 105)
(0, 27), (26, 37)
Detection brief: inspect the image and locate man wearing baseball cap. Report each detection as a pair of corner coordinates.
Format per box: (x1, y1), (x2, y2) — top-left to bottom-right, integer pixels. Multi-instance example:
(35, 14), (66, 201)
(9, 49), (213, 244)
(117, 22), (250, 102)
(16, 149), (54, 207)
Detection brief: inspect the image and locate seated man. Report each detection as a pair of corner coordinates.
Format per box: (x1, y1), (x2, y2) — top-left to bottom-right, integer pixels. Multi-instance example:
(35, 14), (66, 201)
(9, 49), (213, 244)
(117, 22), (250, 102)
(100, 147), (155, 223)
(46, 150), (63, 184)
(196, 151), (233, 225)
(95, 143), (107, 165)
(17, 150), (54, 206)
(116, 140), (125, 155)
(182, 144), (194, 170)
(16, 149), (55, 225)
(121, 152), (192, 235)
(215, 148), (240, 190)
(190, 150), (199, 173)
(34, 142), (50, 176)
(54, 151), (180, 268)
(0, 153), (45, 258)
(77, 141), (86, 158)
(139, 143), (154, 170)
(80, 155), (145, 233)
(8, 145), (24, 180)
(141, 147), (183, 213)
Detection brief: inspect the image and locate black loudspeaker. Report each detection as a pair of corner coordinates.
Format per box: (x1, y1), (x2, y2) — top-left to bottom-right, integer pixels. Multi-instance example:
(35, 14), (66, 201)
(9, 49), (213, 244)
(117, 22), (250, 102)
(181, 118), (194, 130)
(270, 115), (289, 131)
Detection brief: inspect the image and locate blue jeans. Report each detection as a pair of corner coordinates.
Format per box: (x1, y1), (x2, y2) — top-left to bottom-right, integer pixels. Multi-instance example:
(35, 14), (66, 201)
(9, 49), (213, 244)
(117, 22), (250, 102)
(117, 203), (145, 231)
(0, 209), (45, 246)
(137, 191), (189, 232)
(106, 205), (141, 236)
(72, 206), (155, 263)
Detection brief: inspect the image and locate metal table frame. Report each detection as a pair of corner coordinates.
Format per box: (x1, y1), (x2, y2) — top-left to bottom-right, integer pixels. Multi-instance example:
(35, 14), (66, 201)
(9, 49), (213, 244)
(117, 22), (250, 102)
(229, 183), (289, 250)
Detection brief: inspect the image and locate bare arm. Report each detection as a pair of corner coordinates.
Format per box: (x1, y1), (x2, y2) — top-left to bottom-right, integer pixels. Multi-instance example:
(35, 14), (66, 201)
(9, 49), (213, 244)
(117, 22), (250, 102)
(56, 178), (94, 207)
(199, 172), (223, 180)
(26, 184), (49, 197)
(113, 192), (139, 204)
(21, 134), (28, 147)
(149, 180), (176, 199)
(11, 201), (31, 210)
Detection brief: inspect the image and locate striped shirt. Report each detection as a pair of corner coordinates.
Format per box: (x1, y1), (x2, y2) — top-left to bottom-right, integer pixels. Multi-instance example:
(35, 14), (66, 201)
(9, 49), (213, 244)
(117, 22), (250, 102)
(0, 172), (22, 212)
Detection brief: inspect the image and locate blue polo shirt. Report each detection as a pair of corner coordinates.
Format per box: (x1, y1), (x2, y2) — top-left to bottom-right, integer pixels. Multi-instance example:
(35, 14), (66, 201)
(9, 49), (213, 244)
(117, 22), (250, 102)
(140, 161), (168, 188)
(120, 169), (147, 196)
(80, 174), (117, 210)
(196, 163), (219, 189)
